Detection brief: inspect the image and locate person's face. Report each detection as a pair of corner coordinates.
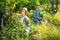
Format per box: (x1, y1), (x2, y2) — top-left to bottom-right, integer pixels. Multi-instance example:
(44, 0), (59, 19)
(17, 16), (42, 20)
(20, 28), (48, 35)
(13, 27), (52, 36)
(21, 9), (26, 16)
(36, 5), (40, 9)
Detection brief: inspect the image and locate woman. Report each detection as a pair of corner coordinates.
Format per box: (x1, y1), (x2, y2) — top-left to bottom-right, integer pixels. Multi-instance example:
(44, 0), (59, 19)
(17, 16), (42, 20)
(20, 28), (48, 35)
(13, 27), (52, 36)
(15, 7), (30, 32)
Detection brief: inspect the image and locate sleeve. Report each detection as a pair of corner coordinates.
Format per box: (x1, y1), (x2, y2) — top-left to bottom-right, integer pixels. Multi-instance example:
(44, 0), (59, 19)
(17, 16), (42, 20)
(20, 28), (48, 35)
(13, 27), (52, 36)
(18, 15), (21, 19)
(24, 18), (29, 26)
(14, 15), (21, 21)
(40, 8), (46, 12)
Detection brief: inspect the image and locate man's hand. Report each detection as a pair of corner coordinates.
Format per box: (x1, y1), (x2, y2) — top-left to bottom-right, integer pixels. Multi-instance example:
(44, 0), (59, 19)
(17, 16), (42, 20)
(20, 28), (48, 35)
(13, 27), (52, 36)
(27, 24), (30, 27)
(37, 17), (42, 19)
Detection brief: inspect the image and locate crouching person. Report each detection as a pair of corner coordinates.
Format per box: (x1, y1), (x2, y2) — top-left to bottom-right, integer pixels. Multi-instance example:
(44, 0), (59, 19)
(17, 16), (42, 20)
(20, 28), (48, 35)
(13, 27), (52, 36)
(32, 4), (43, 24)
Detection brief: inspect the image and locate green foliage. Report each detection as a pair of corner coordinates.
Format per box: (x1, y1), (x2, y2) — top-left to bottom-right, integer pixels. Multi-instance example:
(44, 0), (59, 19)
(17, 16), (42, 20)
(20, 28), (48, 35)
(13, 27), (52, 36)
(0, 0), (60, 40)
(1, 10), (60, 40)
(0, 0), (5, 13)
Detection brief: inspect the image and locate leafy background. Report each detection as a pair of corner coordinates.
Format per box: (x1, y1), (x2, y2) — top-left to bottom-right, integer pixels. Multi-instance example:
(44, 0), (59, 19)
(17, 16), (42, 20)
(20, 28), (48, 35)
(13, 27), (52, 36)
(0, 0), (60, 40)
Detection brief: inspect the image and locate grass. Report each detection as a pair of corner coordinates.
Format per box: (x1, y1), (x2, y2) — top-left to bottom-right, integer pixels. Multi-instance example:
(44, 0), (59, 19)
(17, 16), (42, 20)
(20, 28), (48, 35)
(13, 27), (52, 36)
(0, 9), (60, 40)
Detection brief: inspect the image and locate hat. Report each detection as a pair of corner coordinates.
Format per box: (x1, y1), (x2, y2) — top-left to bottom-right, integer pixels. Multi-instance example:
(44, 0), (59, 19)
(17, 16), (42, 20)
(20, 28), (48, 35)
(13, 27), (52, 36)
(36, 3), (40, 6)
(22, 7), (27, 12)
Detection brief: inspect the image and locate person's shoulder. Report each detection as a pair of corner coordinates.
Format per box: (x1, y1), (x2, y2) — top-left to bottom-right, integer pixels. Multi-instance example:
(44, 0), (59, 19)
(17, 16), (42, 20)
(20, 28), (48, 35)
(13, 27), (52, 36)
(34, 9), (40, 11)
(33, 9), (37, 13)
(25, 16), (30, 20)
(25, 16), (28, 18)
(25, 16), (29, 18)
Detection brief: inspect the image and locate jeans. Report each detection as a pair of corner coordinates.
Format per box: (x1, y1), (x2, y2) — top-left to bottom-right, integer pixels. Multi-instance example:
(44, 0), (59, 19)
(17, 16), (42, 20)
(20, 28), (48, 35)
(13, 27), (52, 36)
(32, 14), (43, 23)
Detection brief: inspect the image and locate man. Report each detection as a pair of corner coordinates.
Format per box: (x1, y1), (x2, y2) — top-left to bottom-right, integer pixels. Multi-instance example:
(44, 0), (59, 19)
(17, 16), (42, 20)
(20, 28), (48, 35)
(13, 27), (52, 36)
(32, 4), (44, 23)
(15, 7), (30, 32)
